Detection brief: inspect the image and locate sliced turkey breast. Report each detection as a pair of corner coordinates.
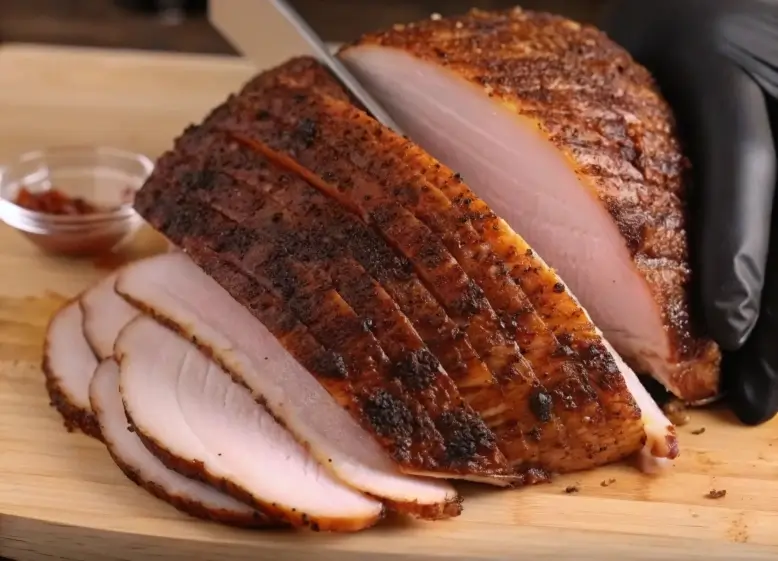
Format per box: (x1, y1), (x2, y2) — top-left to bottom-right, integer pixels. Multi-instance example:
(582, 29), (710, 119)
(224, 92), (643, 470)
(115, 314), (384, 532)
(131, 56), (677, 476)
(146, 130), (515, 482)
(132, 157), (516, 483)
(42, 299), (101, 439)
(115, 252), (463, 518)
(80, 270), (139, 360)
(338, 8), (721, 403)
(89, 358), (271, 527)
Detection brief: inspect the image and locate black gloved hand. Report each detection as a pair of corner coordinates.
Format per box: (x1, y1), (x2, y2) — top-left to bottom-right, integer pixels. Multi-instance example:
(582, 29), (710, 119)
(600, 0), (778, 424)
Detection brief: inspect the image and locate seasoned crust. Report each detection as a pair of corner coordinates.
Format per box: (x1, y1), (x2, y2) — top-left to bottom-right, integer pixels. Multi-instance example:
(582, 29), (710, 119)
(219, 86), (645, 469)
(168, 133), (511, 477)
(136, 131), (518, 481)
(134, 53), (652, 475)
(344, 7), (721, 401)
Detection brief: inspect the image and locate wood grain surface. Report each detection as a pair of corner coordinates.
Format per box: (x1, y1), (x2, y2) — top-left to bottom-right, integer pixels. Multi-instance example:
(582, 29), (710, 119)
(0, 44), (777, 561)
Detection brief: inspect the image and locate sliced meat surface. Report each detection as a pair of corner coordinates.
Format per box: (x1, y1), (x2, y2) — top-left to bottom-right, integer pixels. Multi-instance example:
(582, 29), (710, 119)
(89, 358), (271, 527)
(146, 131), (515, 482)
(338, 7), (721, 402)
(220, 93), (646, 471)
(116, 314), (384, 532)
(80, 270), (139, 360)
(135, 164), (516, 482)
(42, 299), (101, 439)
(132, 58), (666, 473)
(116, 252), (463, 516)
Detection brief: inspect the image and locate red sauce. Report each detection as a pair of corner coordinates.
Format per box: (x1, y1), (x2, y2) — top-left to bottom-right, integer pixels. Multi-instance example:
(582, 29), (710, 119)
(12, 186), (126, 215)
(13, 186), (140, 257)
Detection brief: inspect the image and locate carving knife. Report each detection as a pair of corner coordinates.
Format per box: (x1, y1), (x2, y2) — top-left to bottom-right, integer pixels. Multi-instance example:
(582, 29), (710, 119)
(209, 0), (404, 134)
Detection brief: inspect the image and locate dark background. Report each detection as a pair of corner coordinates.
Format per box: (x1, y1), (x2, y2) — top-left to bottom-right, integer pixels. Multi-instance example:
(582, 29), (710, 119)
(0, 0), (611, 54)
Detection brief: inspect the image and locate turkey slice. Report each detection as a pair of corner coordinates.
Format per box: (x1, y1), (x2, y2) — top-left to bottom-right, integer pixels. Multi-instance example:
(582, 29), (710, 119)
(116, 314), (384, 532)
(80, 270), (139, 360)
(89, 358), (273, 527)
(42, 299), (101, 439)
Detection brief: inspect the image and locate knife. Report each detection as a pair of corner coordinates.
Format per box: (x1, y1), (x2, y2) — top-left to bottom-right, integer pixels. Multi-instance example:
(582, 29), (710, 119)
(209, 0), (403, 134)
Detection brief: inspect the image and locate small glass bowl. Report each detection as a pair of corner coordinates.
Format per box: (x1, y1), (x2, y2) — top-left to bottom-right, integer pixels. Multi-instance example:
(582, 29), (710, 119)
(0, 146), (154, 256)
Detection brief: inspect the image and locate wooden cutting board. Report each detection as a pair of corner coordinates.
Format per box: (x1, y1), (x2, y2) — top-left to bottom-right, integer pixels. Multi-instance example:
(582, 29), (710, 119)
(1, 43), (778, 561)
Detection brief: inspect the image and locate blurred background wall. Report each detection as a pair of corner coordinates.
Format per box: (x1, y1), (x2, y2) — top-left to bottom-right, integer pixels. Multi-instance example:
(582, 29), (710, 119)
(0, 0), (612, 54)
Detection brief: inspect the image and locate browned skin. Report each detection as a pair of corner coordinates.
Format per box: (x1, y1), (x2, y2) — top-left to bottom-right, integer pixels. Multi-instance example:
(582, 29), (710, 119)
(191, 74), (645, 469)
(88, 393), (277, 529)
(135, 167), (511, 482)
(233, 62), (650, 462)
(157, 132), (511, 477)
(42, 300), (102, 441)
(133, 58), (650, 474)
(219, 90), (645, 470)
(207, 135), (496, 399)
(119, 252), (464, 520)
(342, 8), (721, 402)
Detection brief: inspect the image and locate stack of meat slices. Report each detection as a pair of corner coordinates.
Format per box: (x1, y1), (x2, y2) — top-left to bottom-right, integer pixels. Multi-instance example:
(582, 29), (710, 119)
(44, 255), (458, 531)
(40, 8), (705, 533)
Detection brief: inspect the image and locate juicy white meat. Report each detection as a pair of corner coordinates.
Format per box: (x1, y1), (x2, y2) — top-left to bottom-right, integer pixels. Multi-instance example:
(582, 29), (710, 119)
(80, 271), (139, 360)
(338, 13), (720, 403)
(342, 47), (656, 357)
(89, 358), (270, 527)
(115, 252), (460, 518)
(42, 300), (100, 439)
(116, 315), (384, 531)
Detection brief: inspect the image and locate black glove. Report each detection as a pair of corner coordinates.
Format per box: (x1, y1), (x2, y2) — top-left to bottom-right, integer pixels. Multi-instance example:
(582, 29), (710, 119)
(600, 0), (778, 424)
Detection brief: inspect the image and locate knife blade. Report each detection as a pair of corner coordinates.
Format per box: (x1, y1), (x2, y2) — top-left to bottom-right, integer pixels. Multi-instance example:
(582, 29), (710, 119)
(209, 0), (403, 134)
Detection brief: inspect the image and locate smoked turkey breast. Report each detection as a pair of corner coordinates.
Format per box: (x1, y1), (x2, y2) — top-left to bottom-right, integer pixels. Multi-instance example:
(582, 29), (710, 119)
(338, 7), (721, 403)
(132, 55), (677, 481)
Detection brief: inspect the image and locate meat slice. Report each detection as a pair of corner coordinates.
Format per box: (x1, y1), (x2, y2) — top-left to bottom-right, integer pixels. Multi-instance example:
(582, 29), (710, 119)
(116, 314), (384, 532)
(80, 270), (139, 360)
(338, 7), (721, 402)
(116, 252), (463, 517)
(89, 358), (271, 527)
(42, 299), (101, 439)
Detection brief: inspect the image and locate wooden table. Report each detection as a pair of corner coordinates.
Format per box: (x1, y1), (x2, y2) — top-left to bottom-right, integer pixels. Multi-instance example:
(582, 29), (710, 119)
(1, 43), (778, 561)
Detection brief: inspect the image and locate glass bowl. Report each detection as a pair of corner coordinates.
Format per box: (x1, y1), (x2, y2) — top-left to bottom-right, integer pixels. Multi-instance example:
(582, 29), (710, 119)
(0, 146), (154, 256)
